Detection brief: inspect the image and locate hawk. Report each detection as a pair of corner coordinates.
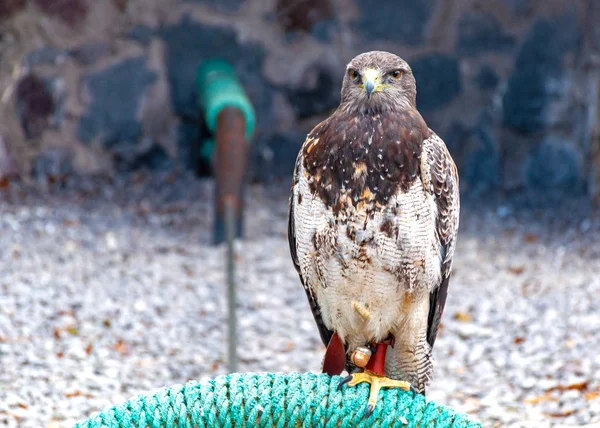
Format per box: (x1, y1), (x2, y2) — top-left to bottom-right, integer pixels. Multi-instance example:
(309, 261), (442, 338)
(288, 51), (460, 416)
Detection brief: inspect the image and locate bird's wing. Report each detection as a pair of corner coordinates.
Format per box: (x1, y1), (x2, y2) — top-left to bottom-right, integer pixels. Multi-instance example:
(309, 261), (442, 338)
(421, 131), (460, 348)
(288, 150), (334, 348)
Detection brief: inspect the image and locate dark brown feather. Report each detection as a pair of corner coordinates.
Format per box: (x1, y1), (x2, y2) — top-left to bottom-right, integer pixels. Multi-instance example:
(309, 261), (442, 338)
(424, 134), (460, 348)
(302, 108), (430, 215)
(427, 275), (449, 348)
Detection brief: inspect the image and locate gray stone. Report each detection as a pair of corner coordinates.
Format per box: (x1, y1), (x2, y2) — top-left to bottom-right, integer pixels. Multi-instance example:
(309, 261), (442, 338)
(311, 18), (336, 43)
(282, 66), (339, 119)
(78, 57), (156, 147)
(502, 15), (581, 133)
(251, 130), (305, 182)
(0, 136), (19, 179)
(282, 20), (336, 44)
(526, 137), (583, 195)
(33, 0), (88, 28)
(125, 144), (172, 171)
(176, 119), (216, 177)
(45, 76), (68, 128)
(69, 42), (112, 66)
(475, 65), (500, 90)
(507, 0), (535, 16)
(158, 16), (269, 121)
(23, 46), (66, 67)
(0, 0), (26, 21)
(177, 121), (203, 172)
(182, 0), (243, 13)
(411, 54), (461, 111)
(352, 0), (435, 45)
(463, 115), (500, 195)
(31, 148), (74, 180)
(456, 12), (516, 56)
(441, 121), (470, 161)
(15, 73), (55, 139)
(274, 0), (334, 41)
(127, 24), (154, 46)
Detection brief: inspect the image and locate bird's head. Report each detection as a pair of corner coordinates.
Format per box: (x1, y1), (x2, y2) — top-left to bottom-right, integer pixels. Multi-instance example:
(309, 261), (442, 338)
(340, 51), (417, 113)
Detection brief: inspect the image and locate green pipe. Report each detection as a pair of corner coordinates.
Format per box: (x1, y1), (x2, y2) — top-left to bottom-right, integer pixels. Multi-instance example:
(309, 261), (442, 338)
(196, 59), (256, 143)
(73, 372), (481, 427)
(196, 59), (252, 244)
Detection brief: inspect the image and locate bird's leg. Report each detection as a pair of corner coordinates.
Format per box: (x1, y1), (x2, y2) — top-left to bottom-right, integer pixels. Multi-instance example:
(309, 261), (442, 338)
(338, 338), (412, 418)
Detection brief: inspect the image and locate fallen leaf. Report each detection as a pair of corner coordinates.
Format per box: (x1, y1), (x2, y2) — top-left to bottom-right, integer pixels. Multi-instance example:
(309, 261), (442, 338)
(133, 172), (145, 184)
(544, 409), (576, 418)
(112, 0), (128, 12)
(521, 279), (542, 297)
(525, 392), (558, 404)
(167, 173), (177, 184)
(524, 233), (539, 243)
(514, 336), (526, 344)
(565, 339), (576, 349)
(85, 344), (93, 355)
(182, 264), (195, 277)
(546, 380), (589, 393)
(584, 391), (599, 401)
(65, 390), (94, 398)
(454, 312), (472, 322)
(114, 339), (128, 355)
(508, 266), (525, 275)
(66, 326), (79, 336)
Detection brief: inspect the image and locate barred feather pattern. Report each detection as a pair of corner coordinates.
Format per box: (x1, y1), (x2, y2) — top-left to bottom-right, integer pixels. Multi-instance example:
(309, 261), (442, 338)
(288, 51), (460, 394)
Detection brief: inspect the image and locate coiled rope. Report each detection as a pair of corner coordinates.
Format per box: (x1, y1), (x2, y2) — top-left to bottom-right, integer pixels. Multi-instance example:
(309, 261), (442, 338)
(73, 372), (481, 427)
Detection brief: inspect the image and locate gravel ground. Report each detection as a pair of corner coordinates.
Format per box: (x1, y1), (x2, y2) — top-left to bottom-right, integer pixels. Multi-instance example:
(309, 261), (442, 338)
(1, 171), (599, 428)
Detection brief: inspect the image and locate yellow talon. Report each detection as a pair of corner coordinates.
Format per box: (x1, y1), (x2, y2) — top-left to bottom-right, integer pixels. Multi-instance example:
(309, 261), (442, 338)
(344, 371), (411, 417)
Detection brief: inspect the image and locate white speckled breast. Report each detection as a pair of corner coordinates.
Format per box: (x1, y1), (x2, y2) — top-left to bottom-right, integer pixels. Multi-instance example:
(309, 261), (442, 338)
(291, 158), (442, 352)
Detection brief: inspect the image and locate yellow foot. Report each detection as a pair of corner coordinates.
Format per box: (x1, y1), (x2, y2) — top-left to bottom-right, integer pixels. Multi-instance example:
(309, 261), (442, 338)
(338, 371), (412, 417)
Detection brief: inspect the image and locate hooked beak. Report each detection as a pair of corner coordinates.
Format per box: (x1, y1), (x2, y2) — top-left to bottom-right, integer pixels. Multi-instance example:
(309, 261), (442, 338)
(363, 68), (380, 99)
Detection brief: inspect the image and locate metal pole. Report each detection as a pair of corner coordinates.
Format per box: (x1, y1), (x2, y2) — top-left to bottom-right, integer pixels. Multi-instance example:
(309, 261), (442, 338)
(225, 197), (237, 373)
(214, 107), (246, 245)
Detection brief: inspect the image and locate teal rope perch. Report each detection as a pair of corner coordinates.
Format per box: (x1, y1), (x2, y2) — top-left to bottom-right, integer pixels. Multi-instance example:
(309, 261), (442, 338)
(73, 372), (481, 428)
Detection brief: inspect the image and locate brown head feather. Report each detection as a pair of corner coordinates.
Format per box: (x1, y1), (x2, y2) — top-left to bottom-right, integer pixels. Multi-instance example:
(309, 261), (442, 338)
(341, 50), (418, 113)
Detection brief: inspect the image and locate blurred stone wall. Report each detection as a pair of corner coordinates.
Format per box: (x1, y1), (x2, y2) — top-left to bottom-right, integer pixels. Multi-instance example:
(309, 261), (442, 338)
(0, 0), (599, 201)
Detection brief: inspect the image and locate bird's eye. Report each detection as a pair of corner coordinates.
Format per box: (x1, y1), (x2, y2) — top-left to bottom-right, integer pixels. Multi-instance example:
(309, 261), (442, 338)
(348, 69), (360, 82)
(389, 70), (403, 79)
